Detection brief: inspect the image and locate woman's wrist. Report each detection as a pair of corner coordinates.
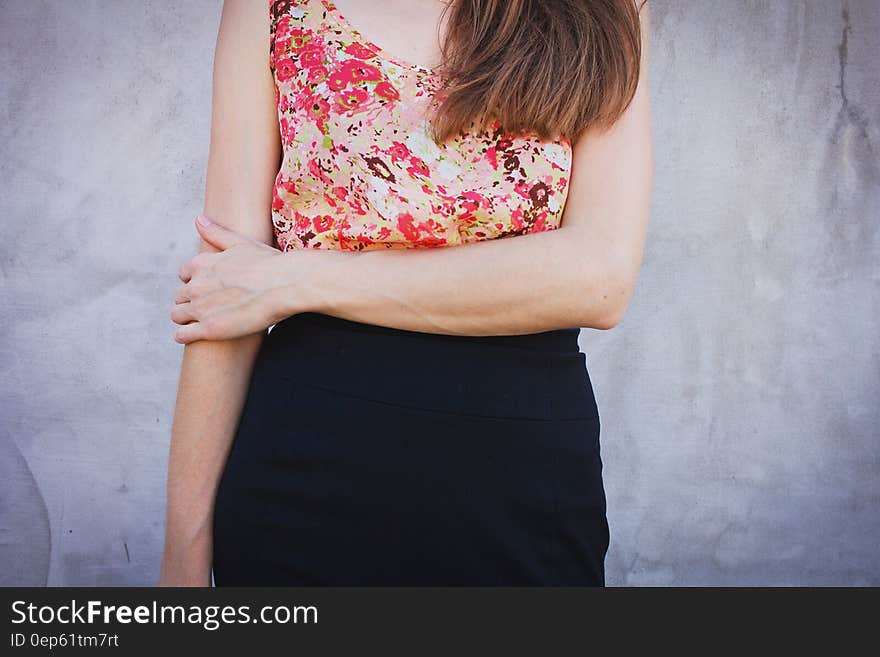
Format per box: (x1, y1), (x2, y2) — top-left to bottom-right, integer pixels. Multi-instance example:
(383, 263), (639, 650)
(271, 248), (347, 320)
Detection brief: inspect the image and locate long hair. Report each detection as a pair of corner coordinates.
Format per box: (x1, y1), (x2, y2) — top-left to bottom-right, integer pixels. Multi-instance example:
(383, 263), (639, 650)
(428, 0), (648, 143)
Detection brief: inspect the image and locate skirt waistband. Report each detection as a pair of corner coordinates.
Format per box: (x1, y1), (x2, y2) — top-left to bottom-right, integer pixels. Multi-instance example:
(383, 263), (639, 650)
(274, 312), (583, 352)
(259, 312), (598, 421)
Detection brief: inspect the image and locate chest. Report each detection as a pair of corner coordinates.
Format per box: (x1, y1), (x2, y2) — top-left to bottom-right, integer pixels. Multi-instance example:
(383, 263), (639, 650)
(270, 0), (572, 250)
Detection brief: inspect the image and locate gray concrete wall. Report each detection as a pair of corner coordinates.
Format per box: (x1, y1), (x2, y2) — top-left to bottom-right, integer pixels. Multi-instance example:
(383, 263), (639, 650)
(1, 1), (877, 586)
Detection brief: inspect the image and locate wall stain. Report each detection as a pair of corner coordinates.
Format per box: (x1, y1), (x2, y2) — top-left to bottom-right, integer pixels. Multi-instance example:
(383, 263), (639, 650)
(816, 0), (879, 283)
(833, 0), (875, 177)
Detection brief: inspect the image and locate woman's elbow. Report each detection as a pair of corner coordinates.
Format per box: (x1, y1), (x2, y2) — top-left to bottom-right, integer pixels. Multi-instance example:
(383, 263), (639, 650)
(588, 299), (626, 330)
(593, 300), (627, 330)
(575, 262), (638, 331)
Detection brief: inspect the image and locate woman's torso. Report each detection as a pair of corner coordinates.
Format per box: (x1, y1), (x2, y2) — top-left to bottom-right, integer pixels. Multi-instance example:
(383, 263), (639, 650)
(269, 0), (574, 251)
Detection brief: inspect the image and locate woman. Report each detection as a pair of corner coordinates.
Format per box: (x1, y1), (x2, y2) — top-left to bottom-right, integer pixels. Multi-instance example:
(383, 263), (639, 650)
(159, 0), (652, 586)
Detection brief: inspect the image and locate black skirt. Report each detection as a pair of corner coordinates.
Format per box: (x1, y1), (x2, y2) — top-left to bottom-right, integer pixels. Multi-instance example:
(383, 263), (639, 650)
(212, 312), (609, 586)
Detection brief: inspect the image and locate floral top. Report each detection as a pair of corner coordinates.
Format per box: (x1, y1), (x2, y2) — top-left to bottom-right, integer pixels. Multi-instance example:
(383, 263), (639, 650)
(268, 0), (573, 251)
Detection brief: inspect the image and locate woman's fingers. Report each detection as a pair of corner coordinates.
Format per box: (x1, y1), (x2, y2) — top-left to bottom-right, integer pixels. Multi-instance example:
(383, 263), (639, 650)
(170, 300), (196, 326)
(177, 259), (193, 283)
(173, 284), (191, 304)
(174, 320), (209, 345)
(178, 251), (213, 283)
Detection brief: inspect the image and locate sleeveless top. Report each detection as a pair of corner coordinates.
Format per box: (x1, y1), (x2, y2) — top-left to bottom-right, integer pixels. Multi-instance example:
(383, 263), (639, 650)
(268, 0), (573, 251)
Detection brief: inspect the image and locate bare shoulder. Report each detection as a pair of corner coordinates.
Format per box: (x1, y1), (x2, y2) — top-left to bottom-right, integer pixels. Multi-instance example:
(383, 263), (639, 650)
(217, 0), (273, 50)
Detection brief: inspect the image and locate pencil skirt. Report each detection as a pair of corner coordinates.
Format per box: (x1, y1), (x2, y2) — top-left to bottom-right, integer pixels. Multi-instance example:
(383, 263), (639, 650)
(212, 311), (609, 586)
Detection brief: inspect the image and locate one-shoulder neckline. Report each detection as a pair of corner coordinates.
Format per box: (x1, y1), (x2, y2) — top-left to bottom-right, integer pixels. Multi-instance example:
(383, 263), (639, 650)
(318, 0), (441, 77)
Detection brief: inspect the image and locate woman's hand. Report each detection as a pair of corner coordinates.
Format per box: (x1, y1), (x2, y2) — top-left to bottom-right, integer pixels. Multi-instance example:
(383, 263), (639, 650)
(171, 214), (291, 344)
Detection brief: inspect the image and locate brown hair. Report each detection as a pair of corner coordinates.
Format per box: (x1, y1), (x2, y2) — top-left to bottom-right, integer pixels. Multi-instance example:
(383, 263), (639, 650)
(428, 0), (648, 144)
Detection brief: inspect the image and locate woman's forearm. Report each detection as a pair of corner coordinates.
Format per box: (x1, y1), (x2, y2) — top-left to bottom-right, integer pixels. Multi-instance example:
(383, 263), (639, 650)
(279, 224), (631, 336)
(160, 333), (264, 584)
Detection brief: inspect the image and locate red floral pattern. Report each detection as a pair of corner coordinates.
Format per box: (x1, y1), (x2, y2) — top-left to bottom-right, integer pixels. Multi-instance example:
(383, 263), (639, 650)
(269, 0), (573, 251)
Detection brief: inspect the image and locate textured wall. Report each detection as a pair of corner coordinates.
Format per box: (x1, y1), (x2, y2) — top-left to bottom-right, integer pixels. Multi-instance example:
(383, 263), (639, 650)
(1, 1), (877, 586)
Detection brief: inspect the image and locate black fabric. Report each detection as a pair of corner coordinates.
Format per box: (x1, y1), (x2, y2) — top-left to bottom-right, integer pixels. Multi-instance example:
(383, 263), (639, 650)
(212, 312), (609, 586)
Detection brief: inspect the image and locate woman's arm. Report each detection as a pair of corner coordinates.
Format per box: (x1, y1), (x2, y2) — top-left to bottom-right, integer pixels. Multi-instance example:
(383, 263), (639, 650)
(159, 0), (280, 586)
(274, 2), (653, 336)
(172, 2), (652, 343)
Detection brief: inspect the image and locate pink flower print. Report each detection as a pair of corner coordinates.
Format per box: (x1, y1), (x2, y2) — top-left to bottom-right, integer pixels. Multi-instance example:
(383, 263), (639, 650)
(299, 44), (324, 68)
(279, 92), (293, 114)
(328, 69), (351, 92)
(273, 0), (294, 22)
(339, 59), (383, 83)
(459, 191), (484, 213)
(276, 58), (297, 83)
(397, 213), (420, 241)
(348, 197), (370, 216)
(313, 215), (334, 232)
(307, 157), (334, 186)
(510, 208), (525, 232)
(275, 14), (293, 40)
(305, 95), (331, 127)
(335, 87), (370, 113)
(528, 181), (550, 209)
(273, 181), (296, 213)
(512, 180), (532, 201)
(280, 115), (298, 142)
(344, 43), (377, 59)
(375, 81), (400, 101)
(307, 65), (329, 83)
(388, 141), (410, 162)
(485, 146), (498, 169)
(289, 28), (312, 50)
(294, 211), (311, 231)
(457, 210), (476, 226)
(414, 232), (448, 248)
(406, 157), (430, 178)
(496, 135), (514, 151)
(268, 0), (572, 251)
